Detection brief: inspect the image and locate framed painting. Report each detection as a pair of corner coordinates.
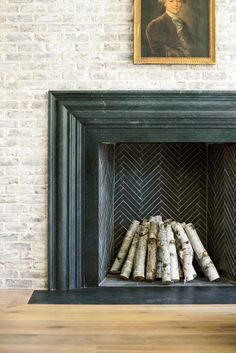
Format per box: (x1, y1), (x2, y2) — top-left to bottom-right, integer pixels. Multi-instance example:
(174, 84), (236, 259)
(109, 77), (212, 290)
(134, 0), (216, 64)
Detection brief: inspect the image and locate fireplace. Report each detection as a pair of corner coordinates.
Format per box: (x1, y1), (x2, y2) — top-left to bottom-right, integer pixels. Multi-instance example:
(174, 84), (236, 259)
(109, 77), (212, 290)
(30, 91), (236, 304)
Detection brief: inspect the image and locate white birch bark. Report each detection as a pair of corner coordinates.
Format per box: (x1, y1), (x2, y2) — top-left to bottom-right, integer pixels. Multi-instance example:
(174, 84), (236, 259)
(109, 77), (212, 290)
(178, 257), (184, 278)
(149, 215), (162, 223)
(164, 219), (172, 225)
(171, 221), (194, 283)
(156, 247), (162, 279)
(146, 221), (158, 281)
(166, 224), (180, 282)
(155, 222), (162, 278)
(159, 223), (172, 284)
(175, 237), (196, 279)
(133, 221), (149, 280)
(110, 220), (140, 273)
(184, 223), (220, 282)
(120, 226), (140, 280)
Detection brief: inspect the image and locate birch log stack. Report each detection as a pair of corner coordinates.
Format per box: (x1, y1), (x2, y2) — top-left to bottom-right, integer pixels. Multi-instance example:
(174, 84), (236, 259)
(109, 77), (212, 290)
(184, 223), (220, 282)
(110, 216), (220, 284)
(110, 220), (140, 273)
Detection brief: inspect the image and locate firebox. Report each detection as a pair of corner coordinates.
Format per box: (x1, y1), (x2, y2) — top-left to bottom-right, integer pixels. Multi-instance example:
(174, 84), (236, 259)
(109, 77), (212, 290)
(99, 142), (235, 286)
(29, 91), (236, 304)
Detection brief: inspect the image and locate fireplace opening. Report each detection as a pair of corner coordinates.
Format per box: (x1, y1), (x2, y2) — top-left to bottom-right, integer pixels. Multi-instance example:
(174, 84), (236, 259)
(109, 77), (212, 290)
(98, 142), (236, 287)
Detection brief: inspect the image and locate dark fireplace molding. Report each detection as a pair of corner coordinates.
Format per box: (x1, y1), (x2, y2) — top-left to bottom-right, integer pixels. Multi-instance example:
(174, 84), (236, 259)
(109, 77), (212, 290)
(29, 90), (236, 304)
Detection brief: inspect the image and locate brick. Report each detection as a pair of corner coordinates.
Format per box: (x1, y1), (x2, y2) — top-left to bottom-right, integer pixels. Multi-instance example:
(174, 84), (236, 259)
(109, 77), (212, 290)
(0, 158), (19, 166)
(0, 101), (18, 109)
(32, 280), (47, 289)
(0, 43), (17, 51)
(0, 251), (20, 260)
(5, 242), (32, 251)
(18, 43), (46, 52)
(21, 251), (47, 260)
(0, 233), (19, 241)
(0, 176), (18, 185)
(20, 270), (44, 279)
(0, 193), (19, 203)
(20, 5), (46, 12)
(4, 259), (33, 270)
(0, 5), (19, 12)
(6, 279), (32, 288)
(0, 270), (19, 278)
(9, 0), (33, 3)
(20, 24), (46, 32)
(7, 15), (33, 22)
(34, 14), (62, 23)
(5, 33), (32, 42)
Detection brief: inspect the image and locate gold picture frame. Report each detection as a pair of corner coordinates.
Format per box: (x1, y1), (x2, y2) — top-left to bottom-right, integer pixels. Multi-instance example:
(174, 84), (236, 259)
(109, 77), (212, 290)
(134, 0), (216, 64)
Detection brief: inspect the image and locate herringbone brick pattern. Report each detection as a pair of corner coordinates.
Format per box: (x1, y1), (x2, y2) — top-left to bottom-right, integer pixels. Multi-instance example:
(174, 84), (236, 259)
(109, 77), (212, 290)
(224, 144), (236, 280)
(112, 143), (208, 261)
(208, 144), (236, 281)
(100, 143), (236, 281)
(207, 145), (225, 270)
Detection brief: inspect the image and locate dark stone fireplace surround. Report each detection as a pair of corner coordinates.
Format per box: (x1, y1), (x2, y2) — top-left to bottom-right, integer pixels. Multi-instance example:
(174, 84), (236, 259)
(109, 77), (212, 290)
(29, 91), (236, 304)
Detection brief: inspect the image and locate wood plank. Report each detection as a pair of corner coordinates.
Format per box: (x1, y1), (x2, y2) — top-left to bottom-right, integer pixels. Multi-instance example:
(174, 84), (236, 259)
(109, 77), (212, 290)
(0, 345), (96, 353)
(0, 290), (33, 309)
(0, 290), (236, 353)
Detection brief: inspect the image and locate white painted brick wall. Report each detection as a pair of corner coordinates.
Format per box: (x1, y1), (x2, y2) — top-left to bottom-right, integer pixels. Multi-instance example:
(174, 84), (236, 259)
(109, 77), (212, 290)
(0, 0), (235, 289)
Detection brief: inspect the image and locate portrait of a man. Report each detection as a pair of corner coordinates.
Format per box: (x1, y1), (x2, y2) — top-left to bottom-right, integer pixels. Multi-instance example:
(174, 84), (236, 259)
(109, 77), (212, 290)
(134, 0), (215, 64)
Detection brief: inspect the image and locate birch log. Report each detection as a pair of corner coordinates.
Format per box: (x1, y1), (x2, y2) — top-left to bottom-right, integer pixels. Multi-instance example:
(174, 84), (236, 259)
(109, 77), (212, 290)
(175, 237), (196, 279)
(133, 221), (149, 280)
(156, 247), (162, 279)
(155, 221), (162, 279)
(178, 257), (184, 278)
(149, 215), (162, 223)
(110, 220), (140, 273)
(166, 224), (180, 282)
(159, 223), (172, 284)
(120, 226), (140, 280)
(184, 223), (220, 281)
(171, 221), (194, 283)
(146, 221), (158, 281)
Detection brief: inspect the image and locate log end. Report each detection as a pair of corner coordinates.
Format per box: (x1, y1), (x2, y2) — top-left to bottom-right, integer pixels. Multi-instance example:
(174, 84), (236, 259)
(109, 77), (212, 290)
(120, 275), (129, 280)
(208, 274), (220, 282)
(146, 274), (155, 282)
(172, 278), (180, 283)
(109, 270), (121, 275)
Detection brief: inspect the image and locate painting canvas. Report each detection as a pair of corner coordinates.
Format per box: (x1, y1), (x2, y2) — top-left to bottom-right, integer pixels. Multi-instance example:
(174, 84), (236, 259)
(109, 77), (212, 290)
(134, 0), (215, 64)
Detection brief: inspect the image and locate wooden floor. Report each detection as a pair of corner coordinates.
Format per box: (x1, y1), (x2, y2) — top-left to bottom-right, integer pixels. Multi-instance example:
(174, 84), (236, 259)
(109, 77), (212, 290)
(0, 290), (236, 353)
